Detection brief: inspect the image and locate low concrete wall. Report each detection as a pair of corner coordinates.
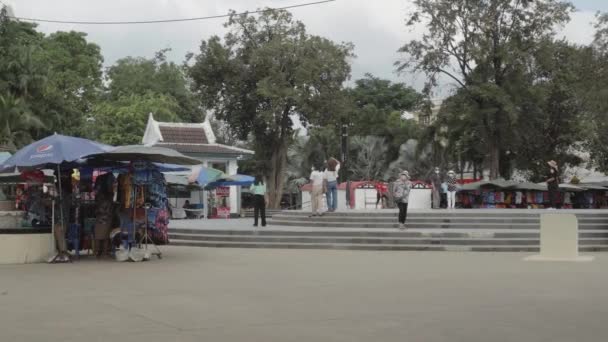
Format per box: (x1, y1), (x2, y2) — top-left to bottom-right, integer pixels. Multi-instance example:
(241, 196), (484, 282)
(0, 230), (53, 264)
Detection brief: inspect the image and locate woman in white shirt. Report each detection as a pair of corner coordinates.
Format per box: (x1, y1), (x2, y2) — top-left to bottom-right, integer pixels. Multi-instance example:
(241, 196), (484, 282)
(324, 157), (340, 212)
(310, 163), (326, 217)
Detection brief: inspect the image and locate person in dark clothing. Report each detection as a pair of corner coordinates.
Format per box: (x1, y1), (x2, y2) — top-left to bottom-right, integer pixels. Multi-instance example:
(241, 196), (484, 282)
(392, 171), (412, 230)
(429, 167), (443, 209)
(250, 175), (267, 227)
(546, 160), (560, 209)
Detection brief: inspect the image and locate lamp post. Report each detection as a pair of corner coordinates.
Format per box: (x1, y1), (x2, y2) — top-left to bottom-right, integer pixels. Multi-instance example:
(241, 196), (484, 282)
(341, 121), (349, 208)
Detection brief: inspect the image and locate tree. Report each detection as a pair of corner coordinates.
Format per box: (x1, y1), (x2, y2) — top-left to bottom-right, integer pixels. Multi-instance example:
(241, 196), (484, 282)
(90, 92), (180, 146)
(0, 9), (104, 138)
(584, 13), (608, 171)
(107, 50), (202, 122)
(0, 94), (44, 150)
(38, 31), (104, 136)
(511, 40), (587, 180)
(348, 74), (422, 164)
(398, 0), (574, 179)
(189, 9), (353, 208)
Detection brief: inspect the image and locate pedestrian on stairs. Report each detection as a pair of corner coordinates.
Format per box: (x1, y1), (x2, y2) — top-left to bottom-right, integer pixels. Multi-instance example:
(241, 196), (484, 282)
(324, 157), (340, 212)
(250, 175), (267, 227)
(447, 170), (458, 209)
(310, 163), (327, 217)
(393, 170), (411, 230)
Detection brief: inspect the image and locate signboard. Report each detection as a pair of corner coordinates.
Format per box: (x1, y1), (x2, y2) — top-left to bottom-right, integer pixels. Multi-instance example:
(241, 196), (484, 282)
(216, 186), (230, 197)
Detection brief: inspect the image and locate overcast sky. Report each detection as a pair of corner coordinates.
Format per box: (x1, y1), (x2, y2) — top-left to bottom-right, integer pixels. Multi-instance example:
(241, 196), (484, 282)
(5, 0), (608, 96)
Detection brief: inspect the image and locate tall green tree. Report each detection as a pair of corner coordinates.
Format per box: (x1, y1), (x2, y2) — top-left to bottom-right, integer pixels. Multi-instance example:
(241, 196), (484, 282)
(38, 31), (103, 136)
(189, 9), (353, 208)
(398, 0), (574, 179)
(107, 50), (202, 122)
(348, 74), (422, 164)
(584, 13), (608, 171)
(90, 92), (180, 146)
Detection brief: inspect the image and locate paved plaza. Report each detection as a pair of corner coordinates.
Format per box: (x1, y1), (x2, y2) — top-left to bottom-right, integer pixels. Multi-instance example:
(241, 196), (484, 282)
(1, 247), (608, 341)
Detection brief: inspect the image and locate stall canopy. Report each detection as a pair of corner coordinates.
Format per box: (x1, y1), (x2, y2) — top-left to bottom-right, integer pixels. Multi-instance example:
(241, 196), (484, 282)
(85, 145), (201, 166)
(508, 182), (547, 191)
(164, 174), (190, 186)
(0, 133), (112, 172)
(206, 174), (254, 189)
(459, 179), (516, 191)
(190, 166), (226, 186)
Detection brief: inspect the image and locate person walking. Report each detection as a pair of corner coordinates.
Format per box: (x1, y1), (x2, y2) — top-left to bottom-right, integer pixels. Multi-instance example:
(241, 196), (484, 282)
(250, 175), (267, 227)
(392, 170), (412, 230)
(324, 157), (340, 212)
(430, 167), (442, 209)
(546, 160), (560, 209)
(310, 163), (326, 217)
(447, 170), (458, 209)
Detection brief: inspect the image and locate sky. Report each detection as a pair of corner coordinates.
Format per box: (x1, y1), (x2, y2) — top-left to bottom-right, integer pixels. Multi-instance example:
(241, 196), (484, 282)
(4, 0), (608, 97)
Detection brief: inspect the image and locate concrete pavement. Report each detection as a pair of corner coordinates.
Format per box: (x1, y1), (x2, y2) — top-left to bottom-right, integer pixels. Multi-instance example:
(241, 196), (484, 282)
(1, 247), (608, 341)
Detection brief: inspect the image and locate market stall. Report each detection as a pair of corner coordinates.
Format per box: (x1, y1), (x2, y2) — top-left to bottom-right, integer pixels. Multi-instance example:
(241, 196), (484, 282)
(0, 134), (112, 264)
(204, 174), (254, 218)
(83, 145), (201, 260)
(457, 179), (608, 209)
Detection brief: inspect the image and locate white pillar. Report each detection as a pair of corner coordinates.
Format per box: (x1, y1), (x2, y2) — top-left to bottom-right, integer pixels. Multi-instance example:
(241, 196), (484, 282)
(201, 161), (209, 219)
(228, 159), (239, 215)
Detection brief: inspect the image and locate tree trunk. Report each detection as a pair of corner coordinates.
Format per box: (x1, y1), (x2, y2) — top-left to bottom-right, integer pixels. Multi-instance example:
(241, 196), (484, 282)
(266, 140), (288, 209)
(488, 138), (500, 180)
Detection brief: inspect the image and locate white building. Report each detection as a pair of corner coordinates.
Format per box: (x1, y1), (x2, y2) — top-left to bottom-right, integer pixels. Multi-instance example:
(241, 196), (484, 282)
(142, 114), (254, 215)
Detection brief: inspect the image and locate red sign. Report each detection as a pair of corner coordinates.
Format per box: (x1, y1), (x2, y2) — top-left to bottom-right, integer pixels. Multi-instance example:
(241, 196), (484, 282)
(216, 186), (230, 197)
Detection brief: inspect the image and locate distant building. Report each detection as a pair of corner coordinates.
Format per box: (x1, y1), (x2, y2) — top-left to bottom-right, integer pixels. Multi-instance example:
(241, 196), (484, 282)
(142, 113), (254, 214)
(412, 99), (442, 126)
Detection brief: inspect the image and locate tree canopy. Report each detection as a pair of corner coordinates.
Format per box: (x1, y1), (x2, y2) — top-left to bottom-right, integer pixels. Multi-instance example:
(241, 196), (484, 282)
(398, 0), (575, 179)
(189, 9), (354, 207)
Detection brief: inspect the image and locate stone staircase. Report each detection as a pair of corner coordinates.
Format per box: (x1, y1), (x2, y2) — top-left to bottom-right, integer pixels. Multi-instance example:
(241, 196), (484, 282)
(169, 210), (608, 252)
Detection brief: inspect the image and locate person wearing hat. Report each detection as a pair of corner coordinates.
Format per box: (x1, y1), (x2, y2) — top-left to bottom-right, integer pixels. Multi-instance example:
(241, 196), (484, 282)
(446, 170), (458, 209)
(546, 160), (560, 209)
(392, 170), (412, 230)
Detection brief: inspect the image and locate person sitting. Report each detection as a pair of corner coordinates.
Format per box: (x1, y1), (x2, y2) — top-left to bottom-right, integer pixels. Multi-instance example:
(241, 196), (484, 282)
(183, 200), (194, 219)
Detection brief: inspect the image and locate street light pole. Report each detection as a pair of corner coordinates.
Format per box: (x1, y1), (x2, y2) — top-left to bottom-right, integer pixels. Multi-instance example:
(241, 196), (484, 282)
(341, 121), (349, 208)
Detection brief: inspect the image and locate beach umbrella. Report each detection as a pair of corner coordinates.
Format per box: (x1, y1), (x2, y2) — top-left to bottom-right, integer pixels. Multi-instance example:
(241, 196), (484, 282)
(0, 133), (112, 172)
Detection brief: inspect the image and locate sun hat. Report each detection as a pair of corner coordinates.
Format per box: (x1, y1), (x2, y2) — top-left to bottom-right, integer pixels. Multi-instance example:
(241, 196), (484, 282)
(547, 160), (558, 168)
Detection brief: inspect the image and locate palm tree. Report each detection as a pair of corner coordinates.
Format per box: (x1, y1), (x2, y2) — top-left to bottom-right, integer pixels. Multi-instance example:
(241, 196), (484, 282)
(0, 94), (45, 150)
(349, 136), (388, 181)
(7, 45), (48, 99)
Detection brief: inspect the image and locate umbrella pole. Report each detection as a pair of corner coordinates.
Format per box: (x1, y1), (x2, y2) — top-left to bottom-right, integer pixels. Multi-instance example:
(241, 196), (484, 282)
(57, 165), (65, 256)
(51, 198), (55, 255)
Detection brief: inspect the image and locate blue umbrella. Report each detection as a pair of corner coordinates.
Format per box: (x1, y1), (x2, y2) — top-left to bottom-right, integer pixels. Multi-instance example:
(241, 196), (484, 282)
(206, 174), (255, 188)
(0, 133), (112, 172)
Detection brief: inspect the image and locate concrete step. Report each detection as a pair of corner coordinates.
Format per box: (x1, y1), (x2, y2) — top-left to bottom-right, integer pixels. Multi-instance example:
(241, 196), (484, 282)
(170, 239), (541, 252)
(267, 220), (541, 229)
(270, 215), (541, 223)
(169, 233), (542, 245)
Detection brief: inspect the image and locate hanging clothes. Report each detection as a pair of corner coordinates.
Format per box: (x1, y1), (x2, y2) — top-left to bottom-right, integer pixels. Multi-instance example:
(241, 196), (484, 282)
(515, 192), (523, 205)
